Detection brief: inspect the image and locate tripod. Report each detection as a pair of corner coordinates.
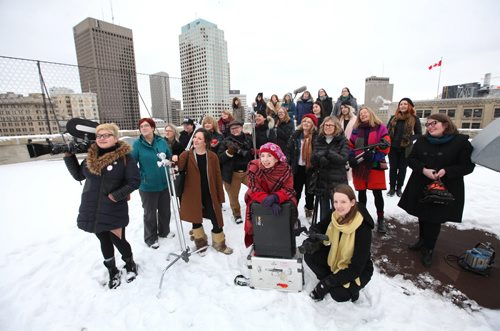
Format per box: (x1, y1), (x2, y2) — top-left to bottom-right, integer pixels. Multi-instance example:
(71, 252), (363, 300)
(157, 116), (206, 298)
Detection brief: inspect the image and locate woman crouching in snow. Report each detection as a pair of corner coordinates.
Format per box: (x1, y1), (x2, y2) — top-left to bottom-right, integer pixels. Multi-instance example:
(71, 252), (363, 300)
(303, 184), (373, 302)
(244, 143), (297, 247)
(64, 123), (140, 289)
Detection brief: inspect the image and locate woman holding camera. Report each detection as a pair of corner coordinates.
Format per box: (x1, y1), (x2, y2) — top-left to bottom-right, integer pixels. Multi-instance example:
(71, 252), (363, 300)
(244, 143), (297, 247)
(303, 184), (374, 303)
(64, 123), (140, 289)
(398, 114), (475, 267)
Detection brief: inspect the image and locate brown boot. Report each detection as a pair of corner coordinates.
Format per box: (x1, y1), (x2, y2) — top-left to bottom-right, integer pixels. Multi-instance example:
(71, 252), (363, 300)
(212, 231), (233, 255)
(189, 227), (208, 253)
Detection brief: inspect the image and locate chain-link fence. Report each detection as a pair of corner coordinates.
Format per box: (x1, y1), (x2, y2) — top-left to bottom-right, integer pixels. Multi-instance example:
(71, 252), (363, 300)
(0, 55), (183, 137)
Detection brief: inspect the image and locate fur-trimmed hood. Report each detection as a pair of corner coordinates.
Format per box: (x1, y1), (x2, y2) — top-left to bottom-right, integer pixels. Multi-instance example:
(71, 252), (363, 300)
(86, 141), (132, 176)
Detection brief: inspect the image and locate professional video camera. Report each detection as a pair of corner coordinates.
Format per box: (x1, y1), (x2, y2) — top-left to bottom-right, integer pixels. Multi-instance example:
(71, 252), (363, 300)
(27, 118), (98, 158)
(298, 230), (329, 254)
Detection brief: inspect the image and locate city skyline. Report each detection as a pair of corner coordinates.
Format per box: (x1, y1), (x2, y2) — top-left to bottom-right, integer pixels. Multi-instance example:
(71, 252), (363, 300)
(1, 0), (500, 108)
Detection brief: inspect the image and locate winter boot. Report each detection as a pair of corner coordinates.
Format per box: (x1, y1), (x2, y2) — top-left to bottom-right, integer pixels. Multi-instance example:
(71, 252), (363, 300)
(122, 255), (138, 283)
(103, 257), (121, 289)
(421, 248), (434, 267)
(396, 188), (403, 197)
(408, 239), (424, 251)
(212, 231), (234, 255)
(387, 187), (396, 197)
(376, 212), (387, 234)
(189, 227), (208, 253)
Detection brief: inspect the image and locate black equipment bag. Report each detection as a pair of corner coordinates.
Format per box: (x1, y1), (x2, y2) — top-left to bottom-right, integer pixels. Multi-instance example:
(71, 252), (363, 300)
(251, 201), (295, 258)
(174, 152), (189, 198)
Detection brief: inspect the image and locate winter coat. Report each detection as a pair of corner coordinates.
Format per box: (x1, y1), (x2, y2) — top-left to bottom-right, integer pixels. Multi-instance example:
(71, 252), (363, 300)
(316, 96), (333, 117)
(286, 129), (318, 175)
(218, 118), (232, 138)
(333, 96), (358, 117)
(266, 101), (281, 118)
(218, 133), (254, 183)
(131, 134), (172, 192)
(398, 134), (475, 224)
(254, 117), (277, 150)
(314, 204), (374, 287)
(208, 130), (224, 153)
(178, 150), (225, 227)
(179, 130), (194, 150)
(166, 138), (184, 157)
(349, 124), (390, 190)
(296, 97), (314, 124)
(64, 141), (140, 233)
(282, 98), (296, 121)
(340, 116), (357, 141)
(276, 119), (294, 152)
(233, 105), (246, 123)
(387, 114), (422, 155)
(244, 159), (297, 247)
(310, 134), (349, 196)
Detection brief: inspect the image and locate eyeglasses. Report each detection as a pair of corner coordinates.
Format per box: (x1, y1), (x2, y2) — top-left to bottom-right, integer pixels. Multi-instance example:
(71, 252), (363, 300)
(96, 133), (114, 139)
(324, 124), (335, 128)
(425, 120), (439, 128)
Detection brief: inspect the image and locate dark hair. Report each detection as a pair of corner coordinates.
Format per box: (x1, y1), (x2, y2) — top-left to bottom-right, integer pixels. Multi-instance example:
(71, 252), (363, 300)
(194, 128), (211, 150)
(426, 113), (459, 135)
(332, 184), (359, 224)
(317, 88), (329, 97)
(313, 100), (326, 118)
(232, 97), (241, 109)
(342, 87), (354, 98)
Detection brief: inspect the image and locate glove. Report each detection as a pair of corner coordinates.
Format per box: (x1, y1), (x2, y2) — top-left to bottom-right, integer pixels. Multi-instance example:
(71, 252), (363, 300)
(262, 194), (279, 207)
(319, 156), (329, 168)
(348, 156), (359, 168)
(238, 149), (249, 158)
(298, 238), (323, 255)
(362, 150), (374, 162)
(270, 203), (281, 216)
(226, 143), (238, 155)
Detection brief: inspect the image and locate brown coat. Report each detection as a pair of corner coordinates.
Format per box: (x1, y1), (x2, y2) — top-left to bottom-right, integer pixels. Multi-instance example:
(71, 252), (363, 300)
(178, 150), (225, 227)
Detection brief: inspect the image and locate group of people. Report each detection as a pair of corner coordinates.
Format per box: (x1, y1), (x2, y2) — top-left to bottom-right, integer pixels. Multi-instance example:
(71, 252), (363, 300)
(64, 91), (475, 302)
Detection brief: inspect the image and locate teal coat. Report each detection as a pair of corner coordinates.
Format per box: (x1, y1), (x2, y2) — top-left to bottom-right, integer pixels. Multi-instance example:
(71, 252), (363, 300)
(131, 134), (172, 192)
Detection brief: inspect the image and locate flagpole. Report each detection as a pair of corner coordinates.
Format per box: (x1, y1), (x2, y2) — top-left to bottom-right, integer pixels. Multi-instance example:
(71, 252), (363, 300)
(436, 57), (443, 99)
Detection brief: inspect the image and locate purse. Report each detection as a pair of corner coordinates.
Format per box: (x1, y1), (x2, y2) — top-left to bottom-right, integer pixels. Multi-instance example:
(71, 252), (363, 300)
(420, 179), (455, 205)
(174, 152), (189, 197)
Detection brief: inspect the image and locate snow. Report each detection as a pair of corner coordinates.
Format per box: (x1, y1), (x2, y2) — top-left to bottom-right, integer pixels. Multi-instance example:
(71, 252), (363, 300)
(1, 158), (499, 330)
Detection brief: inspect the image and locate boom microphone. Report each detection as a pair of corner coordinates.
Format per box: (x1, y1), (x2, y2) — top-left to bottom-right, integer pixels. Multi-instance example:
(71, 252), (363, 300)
(293, 86), (307, 95)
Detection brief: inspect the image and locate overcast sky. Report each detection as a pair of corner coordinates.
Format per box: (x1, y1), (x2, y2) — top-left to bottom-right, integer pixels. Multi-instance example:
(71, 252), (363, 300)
(1, 0), (499, 107)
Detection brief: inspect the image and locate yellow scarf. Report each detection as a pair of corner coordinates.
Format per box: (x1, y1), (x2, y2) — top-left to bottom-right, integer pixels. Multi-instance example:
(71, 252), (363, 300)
(325, 211), (363, 288)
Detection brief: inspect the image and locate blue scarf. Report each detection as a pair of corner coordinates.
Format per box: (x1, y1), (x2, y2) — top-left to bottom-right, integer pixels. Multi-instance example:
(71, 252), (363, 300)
(426, 134), (454, 145)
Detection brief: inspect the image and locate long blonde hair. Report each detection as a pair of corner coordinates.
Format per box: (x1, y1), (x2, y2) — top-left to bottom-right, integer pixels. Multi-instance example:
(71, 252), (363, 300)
(202, 115), (221, 133)
(354, 106), (382, 128)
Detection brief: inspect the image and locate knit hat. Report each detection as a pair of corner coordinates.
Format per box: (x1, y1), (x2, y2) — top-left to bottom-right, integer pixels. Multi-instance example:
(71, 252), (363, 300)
(138, 118), (156, 129)
(259, 142), (287, 163)
(399, 97), (414, 108)
(302, 113), (318, 127)
(228, 120), (243, 128)
(255, 108), (267, 118)
(340, 100), (351, 107)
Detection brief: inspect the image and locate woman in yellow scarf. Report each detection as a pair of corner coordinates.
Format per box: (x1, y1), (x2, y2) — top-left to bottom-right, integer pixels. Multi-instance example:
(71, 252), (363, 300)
(303, 184), (374, 302)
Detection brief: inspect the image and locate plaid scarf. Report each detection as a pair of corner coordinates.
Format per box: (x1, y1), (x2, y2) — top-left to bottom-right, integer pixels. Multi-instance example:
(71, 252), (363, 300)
(247, 160), (294, 200)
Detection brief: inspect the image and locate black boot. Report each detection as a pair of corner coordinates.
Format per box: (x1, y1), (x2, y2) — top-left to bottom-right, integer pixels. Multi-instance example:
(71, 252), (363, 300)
(310, 281), (330, 302)
(122, 255), (138, 283)
(408, 239), (424, 251)
(103, 257), (121, 289)
(387, 188), (396, 197)
(421, 248), (433, 267)
(396, 188), (403, 197)
(377, 217), (387, 234)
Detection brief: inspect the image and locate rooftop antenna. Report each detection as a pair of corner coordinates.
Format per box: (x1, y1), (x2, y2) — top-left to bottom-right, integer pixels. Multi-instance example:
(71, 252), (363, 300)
(110, 0), (115, 24)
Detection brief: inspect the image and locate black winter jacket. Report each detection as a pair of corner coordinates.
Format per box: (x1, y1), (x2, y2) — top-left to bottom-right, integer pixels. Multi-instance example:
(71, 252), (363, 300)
(64, 142), (140, 233)
(286, 130), (317, 175)
(218, 133), (253, 183)
(398, 134), (475, 223)
(254, 118), (277, 149)
(310, 134), (349, 195)
(276, 120), (294, 152)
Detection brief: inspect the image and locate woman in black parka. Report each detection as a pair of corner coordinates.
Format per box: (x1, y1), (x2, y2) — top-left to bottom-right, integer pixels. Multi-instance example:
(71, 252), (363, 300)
(64, 123), (140, 289)
(311, 116), (350, 221)
(398, 114), (475, 267)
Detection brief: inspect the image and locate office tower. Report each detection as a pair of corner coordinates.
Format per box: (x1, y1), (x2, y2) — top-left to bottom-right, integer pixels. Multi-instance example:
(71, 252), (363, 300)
(150, 72), (172, 122)
(364, 76), (394, 114)
(73, 17), (140, 130)
(179, 19), (230, 119)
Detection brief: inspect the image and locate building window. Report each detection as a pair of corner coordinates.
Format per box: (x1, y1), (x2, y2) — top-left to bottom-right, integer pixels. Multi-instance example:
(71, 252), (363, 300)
(495, 108), (500, 118)
(462, 123), (472, 129)
(473, 108), (483, 118)
(439, 109), (455, 118)
(416, 109), (431, 118)
(463, 109), (472, 118)
(471, 123), (481, 129)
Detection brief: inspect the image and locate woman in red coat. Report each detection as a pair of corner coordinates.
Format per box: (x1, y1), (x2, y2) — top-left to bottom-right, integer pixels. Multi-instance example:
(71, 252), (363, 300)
(349, 106), (391, 233)
(244, 143), (297, 247)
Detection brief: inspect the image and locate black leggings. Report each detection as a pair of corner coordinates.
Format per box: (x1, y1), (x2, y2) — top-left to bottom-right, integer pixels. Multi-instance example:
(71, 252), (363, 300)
(192, 196), (222, 233)
(418, 219), (442, 249)
(357, 189), (384, 213)
(95, 228), (132, 260)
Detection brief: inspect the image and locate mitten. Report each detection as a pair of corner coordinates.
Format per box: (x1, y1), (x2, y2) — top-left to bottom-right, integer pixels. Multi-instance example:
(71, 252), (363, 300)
(270, 203), (281, 216)
(262, 194), (279, 207)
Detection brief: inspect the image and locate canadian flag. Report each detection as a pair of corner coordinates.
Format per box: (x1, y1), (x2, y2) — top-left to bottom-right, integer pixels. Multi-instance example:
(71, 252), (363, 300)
(428, 59), (442, 70)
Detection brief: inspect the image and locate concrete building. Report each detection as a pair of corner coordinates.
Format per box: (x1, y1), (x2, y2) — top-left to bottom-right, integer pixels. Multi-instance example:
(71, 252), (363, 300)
(73, 17), (140, 130)
(179, 19), (230, 119)
(50, 87), (99, 121)
(149, 72), (172, 122)
(170, 98), (182, 126)
(364, 76), (394, 116)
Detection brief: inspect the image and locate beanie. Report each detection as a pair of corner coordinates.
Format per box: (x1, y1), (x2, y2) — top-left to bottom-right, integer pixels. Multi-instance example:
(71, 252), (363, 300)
(399, 97), (414, 108)
(256, 108), (267, 118)
(259, 142), (287, 163)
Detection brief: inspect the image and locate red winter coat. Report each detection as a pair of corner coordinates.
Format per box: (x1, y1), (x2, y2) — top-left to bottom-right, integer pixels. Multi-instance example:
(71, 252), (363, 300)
(244, 159), (297, 247)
